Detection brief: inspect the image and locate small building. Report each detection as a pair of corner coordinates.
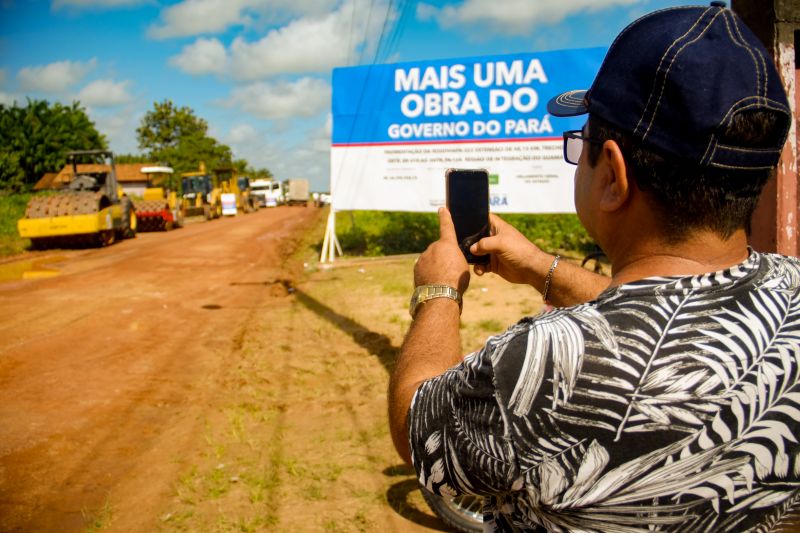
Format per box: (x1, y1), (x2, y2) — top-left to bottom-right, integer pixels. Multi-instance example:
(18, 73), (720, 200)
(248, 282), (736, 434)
(32, 172), (59, 191)
(35, 163), (154, 197)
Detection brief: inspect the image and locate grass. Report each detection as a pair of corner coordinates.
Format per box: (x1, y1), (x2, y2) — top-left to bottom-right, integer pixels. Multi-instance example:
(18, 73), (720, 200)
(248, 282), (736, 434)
(51, 206), (595, 531)
(0, 192), (32, 256)
(335, 210), (596, 258)
(148, 238), (605, 530)
(82, 497), (114, 532)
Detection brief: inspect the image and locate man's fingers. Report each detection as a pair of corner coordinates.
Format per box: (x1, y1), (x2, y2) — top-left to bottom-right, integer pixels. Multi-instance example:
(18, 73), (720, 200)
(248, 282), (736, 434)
(488, 213), (507, 235)
(438, 207), (457, 243)
(471, 234), (496, 256)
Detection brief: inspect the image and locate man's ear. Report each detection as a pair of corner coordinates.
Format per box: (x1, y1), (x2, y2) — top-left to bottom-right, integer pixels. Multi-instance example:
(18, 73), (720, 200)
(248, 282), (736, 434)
(596, 139), (630, 212)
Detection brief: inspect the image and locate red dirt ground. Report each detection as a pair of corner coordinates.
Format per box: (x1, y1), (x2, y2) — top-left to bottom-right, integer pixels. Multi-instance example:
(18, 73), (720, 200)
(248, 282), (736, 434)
(0, 207), (324, 531)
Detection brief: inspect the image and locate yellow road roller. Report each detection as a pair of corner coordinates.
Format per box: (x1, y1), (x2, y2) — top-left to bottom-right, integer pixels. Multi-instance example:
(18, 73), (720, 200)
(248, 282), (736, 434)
(18, 150), (137, 249)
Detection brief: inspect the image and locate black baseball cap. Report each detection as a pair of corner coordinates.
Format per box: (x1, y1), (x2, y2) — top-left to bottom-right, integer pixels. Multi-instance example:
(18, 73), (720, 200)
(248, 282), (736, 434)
(547, 2), (791, 170)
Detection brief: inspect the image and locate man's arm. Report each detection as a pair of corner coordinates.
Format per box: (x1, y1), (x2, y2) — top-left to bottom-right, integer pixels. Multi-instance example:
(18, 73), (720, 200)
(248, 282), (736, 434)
(388, 208), (469, 465)
(471, 214), (610, 306)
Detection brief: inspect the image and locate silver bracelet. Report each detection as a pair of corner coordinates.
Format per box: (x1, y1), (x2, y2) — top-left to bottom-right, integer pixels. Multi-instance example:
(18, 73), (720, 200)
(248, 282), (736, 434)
(542, 255), (560, 304)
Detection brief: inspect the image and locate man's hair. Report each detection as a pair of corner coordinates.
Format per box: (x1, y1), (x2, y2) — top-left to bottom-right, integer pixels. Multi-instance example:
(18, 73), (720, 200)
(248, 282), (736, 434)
(587, 112), (785, 242)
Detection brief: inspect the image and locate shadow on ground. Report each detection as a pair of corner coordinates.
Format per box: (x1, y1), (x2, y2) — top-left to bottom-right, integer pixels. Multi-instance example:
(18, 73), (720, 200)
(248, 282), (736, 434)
(384, 465), (448, 531)
(292, 287), (397, 374)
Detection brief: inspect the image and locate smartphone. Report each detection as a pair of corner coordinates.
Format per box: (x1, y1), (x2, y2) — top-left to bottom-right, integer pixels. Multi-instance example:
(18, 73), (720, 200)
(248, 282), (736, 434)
(446, 168), (490, 265)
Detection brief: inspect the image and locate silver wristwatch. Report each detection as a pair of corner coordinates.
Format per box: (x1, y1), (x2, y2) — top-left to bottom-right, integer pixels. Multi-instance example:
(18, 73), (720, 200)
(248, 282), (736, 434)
(409, 284), (462, 318)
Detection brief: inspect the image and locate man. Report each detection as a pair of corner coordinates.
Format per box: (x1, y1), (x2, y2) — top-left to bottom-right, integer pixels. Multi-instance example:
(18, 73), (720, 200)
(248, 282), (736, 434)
(388, 3), (800, 531)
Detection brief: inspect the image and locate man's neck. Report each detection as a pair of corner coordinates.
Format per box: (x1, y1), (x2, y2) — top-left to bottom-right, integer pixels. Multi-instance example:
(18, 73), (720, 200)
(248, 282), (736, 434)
(608, 229), (750, 287)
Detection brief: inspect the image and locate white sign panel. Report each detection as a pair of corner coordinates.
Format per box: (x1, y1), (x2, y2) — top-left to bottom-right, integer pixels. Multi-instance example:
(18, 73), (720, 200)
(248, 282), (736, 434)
(331, 48), (605, 213)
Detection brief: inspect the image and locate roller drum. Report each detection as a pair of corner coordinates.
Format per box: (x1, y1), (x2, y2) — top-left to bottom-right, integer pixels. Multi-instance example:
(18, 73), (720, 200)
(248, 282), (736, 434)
(24, 191), (101, 219)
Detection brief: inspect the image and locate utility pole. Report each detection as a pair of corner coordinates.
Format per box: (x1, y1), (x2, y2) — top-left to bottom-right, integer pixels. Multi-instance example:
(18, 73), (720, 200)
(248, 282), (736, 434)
(734, 0), (799, 257)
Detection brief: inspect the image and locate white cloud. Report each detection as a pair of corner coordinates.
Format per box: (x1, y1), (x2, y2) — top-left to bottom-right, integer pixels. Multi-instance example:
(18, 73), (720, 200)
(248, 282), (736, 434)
(221, 118), (331, 191)
(227, 77), (330, 119)
(170, 37), (228, 75)
(161, 0), (389, 79)
(228, 0), (387, 80)
(90, 105), (141, 155)
(148, 0), (252, 39)
(228, 123), (258, 144)
(310, 114), (331, 152)
(18, 59), (97, 93)
(0, 92), (18, 106)
(229, 16), (346, 79)
(147, 0), (338, 39)
(231, 130), (330, 191)
(420, 0), (638, 35)
(415, 2), (437, 22)
(76, 79), (133, 107)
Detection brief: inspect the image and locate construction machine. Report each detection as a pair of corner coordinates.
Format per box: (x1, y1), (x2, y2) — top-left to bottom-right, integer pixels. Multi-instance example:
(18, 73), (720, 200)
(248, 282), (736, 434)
(181, 162), (221, 220)
(134, 165), (184, 231)
(250, 178), (283, 207)
(214, 166), (257, 215)
(283, 178), (310, 206)
(237, 175), (258, 213)
(18, 150), (137, 249)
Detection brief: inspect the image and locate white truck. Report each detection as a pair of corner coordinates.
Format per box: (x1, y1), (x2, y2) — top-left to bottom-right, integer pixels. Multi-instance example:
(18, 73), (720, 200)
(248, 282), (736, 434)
(250, 178), (283, 207)
(283, 179), (309, 206)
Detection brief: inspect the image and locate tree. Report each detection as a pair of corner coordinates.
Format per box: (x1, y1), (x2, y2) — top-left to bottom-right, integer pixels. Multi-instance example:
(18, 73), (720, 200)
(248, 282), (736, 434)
(114, 153), (150, 164)
(136, 100), (234, 179)
(253, 167), (274, 180)
(235, 161), (274, 180)
(0, 99), (107, 191)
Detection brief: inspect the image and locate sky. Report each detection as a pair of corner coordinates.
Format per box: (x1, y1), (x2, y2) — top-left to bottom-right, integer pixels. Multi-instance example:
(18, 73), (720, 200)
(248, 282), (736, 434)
(0, 0), (695, 192)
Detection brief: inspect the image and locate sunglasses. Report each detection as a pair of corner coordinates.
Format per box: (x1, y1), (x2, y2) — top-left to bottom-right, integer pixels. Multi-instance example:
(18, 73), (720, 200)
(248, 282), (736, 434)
(562, 130), (606, 165)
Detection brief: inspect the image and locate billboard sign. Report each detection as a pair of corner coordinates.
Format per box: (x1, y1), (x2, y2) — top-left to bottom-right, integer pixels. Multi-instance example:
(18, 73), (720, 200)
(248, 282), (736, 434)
(330, 48), (605, 213)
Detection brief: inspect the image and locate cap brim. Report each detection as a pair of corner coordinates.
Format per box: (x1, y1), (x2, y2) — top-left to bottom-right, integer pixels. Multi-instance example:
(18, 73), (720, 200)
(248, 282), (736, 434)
(547, 90), (588, 117)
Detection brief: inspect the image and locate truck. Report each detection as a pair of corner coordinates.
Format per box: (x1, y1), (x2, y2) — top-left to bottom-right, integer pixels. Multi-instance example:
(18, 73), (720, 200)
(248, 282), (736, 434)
(283, 178), (309, 206)
(250, 178), (283, 207)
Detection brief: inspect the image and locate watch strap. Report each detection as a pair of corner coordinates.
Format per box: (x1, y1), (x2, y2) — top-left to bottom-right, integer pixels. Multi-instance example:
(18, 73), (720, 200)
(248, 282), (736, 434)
(409, 284), (462, 318)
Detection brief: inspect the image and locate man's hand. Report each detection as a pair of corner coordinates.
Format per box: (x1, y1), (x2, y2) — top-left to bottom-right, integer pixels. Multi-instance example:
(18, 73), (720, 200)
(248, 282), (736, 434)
(470, 214), (611, 307)
(470, 214), (544, 285)
(414, 207), (470, 294)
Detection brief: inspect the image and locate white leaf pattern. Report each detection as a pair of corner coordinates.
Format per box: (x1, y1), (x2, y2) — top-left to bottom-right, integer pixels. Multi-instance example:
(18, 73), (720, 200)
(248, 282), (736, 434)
(408, 251), (800, 531)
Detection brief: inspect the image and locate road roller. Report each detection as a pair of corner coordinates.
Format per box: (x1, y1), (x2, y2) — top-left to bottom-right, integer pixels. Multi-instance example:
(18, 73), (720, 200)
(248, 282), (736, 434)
(17, 150), (137, 249)
(134, 165), (184, 231)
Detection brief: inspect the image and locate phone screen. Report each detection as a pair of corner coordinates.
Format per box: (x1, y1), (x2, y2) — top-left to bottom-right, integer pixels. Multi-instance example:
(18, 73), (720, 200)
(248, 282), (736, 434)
(446, 169), (490, 265)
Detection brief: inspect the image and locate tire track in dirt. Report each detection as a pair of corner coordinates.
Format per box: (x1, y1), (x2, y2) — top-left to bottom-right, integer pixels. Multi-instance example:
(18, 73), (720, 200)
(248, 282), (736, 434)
(0, 207), (323, 532)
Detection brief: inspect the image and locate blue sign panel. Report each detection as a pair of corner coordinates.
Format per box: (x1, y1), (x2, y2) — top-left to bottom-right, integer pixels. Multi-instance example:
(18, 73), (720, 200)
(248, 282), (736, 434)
(332, 48), (606, 146)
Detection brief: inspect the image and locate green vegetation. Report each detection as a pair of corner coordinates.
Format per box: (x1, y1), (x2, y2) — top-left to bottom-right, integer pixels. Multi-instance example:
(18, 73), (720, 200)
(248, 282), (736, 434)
(0, 192), (32, 256)
(335, 211), (439, 256)
(136, 99), (273, 189)
(136, 99), (233, 190)
(335, 210), (595, 257)
(0, 99), (107, 191)
(82, 497), (114, 532)
(0, 97), (272, 198)
(500, 213), (595, 253)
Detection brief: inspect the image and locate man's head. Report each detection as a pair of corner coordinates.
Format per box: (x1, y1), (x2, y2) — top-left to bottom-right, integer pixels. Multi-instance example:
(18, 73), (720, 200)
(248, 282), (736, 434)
(548, 3), (792, 242)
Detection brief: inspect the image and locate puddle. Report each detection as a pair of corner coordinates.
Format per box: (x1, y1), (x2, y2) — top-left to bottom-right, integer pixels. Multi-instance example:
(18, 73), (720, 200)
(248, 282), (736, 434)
(0, 256), (65, 283)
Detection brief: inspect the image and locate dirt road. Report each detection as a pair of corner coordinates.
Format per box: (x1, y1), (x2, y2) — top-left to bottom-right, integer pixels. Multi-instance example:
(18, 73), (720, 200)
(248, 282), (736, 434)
(0, 207), (448, 532)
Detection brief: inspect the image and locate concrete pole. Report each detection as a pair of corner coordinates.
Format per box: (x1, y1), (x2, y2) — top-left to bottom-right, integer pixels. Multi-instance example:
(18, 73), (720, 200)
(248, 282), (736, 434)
(733, 0), (799, 257)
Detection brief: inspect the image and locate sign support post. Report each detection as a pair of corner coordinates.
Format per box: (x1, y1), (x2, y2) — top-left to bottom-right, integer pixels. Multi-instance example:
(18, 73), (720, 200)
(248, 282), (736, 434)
(320, 209), (342, 263)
